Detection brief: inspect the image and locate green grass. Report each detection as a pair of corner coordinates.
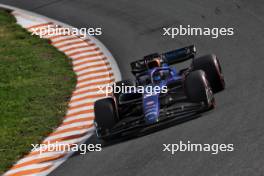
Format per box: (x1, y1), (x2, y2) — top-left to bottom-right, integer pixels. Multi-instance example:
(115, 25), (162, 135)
(0, 10), (76, 174)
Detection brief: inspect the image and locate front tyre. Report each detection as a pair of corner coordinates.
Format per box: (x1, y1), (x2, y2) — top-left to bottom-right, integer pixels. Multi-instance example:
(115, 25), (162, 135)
(94, 97), (119, 140)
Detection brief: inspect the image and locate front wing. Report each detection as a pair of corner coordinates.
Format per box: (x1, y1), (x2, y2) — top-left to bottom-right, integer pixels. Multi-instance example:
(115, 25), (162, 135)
(101, 102), (208, 138)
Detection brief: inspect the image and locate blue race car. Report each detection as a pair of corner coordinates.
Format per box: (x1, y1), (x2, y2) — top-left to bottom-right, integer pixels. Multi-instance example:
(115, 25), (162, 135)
(94, 45), (225, 140)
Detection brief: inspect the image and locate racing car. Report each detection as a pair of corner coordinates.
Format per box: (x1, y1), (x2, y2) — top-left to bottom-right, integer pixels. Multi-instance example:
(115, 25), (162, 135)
(94, 45), (225, 140)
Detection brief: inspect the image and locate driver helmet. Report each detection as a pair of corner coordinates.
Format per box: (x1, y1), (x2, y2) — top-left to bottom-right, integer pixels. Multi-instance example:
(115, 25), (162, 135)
(153, 74), (161, 82)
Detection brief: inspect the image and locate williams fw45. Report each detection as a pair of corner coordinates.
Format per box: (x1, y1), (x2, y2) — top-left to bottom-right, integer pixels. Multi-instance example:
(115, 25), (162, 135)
(94, 45), (225, 140)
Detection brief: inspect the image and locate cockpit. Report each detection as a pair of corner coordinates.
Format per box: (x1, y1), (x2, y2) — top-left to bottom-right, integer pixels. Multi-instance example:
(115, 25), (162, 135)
(151, 68), (173, 84)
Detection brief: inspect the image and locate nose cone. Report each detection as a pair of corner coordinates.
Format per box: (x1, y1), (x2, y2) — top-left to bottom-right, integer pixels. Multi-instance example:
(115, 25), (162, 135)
(143, 94), (160, 124)
(145, 110), (159, 124)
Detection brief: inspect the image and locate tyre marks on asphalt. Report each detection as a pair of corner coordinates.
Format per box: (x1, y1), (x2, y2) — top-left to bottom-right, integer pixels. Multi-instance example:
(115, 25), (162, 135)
(4, 11), (115, 176)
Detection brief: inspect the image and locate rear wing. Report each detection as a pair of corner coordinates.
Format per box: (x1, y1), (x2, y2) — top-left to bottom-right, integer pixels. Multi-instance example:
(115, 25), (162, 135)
(162, 45), (196, 65)
(130, 56), (153, 75)
(130, 45), (196, 75)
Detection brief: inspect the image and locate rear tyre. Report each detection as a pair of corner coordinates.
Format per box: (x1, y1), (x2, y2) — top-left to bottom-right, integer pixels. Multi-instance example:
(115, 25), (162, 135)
(115, 79), (134, 87)
(94, 98), (119, 140)
(193, 54), (225, 93)
(184, 70), (215, 109)
(113, 79), (134, 102)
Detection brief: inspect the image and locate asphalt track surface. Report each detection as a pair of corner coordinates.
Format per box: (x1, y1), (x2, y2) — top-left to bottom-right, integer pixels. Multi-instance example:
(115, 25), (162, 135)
(2, 0), (264, 175)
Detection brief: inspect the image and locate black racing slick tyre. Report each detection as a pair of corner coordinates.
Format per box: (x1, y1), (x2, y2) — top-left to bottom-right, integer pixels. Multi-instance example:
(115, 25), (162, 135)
(193, 54), (225, 93)
(184, 70), (215, 108)
(113, 79), (134, 102)
(115, 79), (134, 87)
(94, 98), (119, 139)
